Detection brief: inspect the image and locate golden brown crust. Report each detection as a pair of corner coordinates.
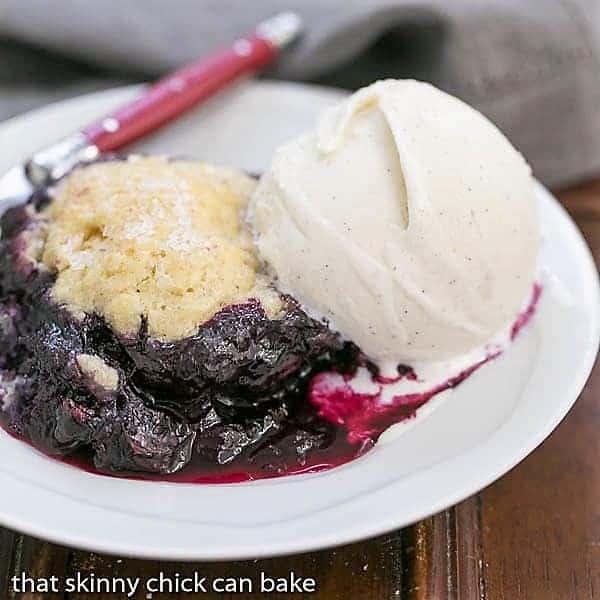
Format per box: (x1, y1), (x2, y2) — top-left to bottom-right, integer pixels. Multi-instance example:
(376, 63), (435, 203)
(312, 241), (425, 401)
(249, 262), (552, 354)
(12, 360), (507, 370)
(76, 353), (119, 390)
(37, 156), (282, 339)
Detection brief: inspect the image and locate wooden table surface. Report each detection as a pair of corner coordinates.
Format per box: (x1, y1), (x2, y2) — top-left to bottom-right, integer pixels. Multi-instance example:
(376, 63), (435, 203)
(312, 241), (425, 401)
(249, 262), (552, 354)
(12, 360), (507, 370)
(0, 181), (598, 600)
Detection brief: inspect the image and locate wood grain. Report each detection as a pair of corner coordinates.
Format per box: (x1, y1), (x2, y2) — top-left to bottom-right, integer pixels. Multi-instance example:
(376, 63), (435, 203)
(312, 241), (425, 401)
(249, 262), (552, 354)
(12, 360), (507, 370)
(0, 180), (598, 599)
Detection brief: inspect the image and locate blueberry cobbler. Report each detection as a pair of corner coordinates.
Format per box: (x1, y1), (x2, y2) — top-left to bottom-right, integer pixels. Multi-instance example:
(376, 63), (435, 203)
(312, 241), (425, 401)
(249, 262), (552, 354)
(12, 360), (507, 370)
(0, 81), (541, 483)
(0, 157), (367, 481)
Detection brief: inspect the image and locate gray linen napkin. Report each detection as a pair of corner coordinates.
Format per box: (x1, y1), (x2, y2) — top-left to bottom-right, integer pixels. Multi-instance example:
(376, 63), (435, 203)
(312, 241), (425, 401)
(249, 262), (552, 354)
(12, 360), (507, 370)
(1, 0), (599, 187)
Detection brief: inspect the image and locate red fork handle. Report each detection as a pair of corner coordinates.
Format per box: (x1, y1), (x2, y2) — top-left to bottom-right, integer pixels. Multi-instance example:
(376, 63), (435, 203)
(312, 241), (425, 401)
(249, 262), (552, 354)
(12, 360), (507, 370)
(84, 33), (277, 153)
(25, 12), (303, 187)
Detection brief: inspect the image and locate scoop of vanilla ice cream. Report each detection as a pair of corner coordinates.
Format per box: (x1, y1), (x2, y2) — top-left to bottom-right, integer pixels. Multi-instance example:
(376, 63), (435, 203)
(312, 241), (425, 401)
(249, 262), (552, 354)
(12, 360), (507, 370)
(250, 79), (539, 367)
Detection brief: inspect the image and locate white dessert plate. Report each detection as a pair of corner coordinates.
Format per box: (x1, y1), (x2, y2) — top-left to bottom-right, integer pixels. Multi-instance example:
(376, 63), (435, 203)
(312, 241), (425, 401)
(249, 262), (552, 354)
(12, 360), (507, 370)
(0, 81), (598, 560)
